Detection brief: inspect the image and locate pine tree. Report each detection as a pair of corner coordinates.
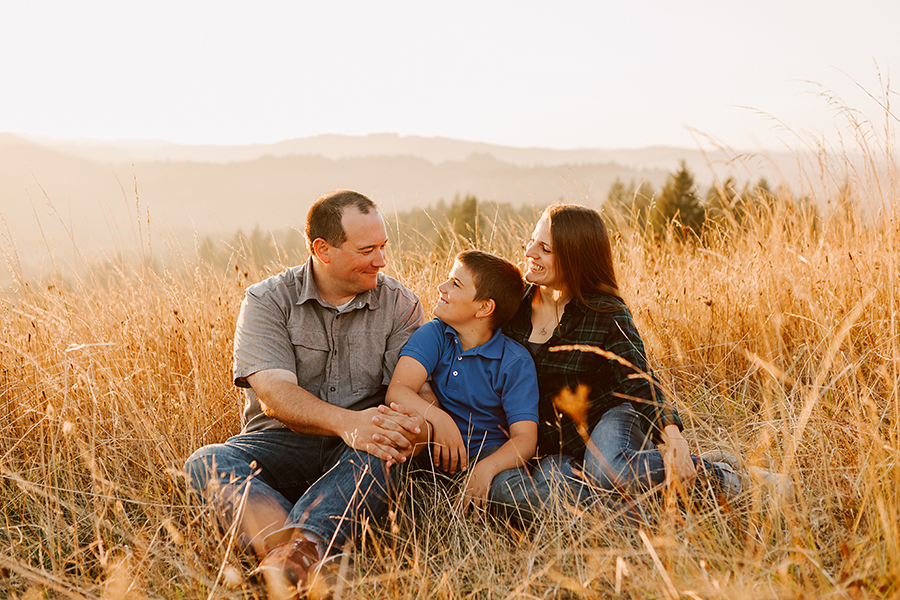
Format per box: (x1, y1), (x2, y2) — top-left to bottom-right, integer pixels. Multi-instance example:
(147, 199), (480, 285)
(653, 160), (704, 236)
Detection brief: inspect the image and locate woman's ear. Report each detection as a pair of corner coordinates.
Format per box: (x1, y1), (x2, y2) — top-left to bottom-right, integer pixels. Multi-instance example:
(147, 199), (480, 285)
(475, 299), (496, 320)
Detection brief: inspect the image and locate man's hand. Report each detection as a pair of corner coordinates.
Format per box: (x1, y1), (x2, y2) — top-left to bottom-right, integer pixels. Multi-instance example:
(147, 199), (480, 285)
(338, 406), (418, 465)
(372, 403), (430, 466)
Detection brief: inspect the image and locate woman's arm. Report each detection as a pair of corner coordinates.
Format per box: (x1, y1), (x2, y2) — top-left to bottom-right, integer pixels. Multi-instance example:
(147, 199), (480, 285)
(595, 308), (696, 488)
(459, 420), (537, 515)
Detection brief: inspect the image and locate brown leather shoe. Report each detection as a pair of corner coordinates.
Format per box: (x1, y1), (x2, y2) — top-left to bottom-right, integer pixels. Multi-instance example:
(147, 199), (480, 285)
(255, 538), (320, 595)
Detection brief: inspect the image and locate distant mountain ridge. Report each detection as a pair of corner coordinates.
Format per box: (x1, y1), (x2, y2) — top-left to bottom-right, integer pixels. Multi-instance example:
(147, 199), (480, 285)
(0, 132), (796, 284)
(15, 131), (795, 176)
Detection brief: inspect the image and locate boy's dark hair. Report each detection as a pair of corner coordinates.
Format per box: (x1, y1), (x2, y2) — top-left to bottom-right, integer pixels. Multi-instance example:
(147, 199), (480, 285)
(456, 249), (525, 330)
(305, 190), (378, 253)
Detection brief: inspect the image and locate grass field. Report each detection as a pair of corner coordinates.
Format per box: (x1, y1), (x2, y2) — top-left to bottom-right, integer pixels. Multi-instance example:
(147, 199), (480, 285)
(2, 117), (899, 598)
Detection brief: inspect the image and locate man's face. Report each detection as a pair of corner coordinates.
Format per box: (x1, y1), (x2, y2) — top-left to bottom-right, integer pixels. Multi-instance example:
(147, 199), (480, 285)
(325, 208), (388, 297)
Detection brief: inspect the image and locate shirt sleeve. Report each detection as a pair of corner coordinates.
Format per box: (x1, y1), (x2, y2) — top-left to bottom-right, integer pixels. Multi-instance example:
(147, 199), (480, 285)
(396, 319), (443, 376)
(382, 293), (427, 384)
(606, 312), (683, 440)
(499, 352), (540, 426)
(232, 285), (296, 388)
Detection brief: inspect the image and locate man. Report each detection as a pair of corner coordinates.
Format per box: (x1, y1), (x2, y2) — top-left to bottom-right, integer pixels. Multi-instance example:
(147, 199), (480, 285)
(184, 190), (428, 595)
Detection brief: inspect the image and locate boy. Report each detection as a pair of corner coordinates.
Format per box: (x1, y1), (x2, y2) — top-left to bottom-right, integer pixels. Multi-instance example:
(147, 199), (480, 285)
(387, 250), (538, 513)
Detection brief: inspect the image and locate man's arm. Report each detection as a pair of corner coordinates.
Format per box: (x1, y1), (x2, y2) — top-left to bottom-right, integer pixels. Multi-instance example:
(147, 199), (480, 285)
(249, 368), (419, 464)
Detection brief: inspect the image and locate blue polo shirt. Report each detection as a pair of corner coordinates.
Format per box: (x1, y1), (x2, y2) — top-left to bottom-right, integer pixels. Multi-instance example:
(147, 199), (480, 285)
(399, 318), (539, 456)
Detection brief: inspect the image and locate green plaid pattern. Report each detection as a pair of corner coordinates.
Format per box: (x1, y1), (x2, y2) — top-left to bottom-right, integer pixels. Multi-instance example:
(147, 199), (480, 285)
(504, 286), (682, 459)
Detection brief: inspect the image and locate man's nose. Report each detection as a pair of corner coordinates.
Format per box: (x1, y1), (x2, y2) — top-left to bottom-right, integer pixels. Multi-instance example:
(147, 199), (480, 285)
(372, 247), (387, 268)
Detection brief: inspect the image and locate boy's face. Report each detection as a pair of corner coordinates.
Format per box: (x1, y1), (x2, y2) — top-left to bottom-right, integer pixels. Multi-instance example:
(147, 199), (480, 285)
(434, 260), (484, 328)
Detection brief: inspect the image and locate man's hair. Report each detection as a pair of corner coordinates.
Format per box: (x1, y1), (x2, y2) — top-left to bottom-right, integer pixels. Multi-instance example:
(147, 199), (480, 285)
(456, 249), (525, 331)
(305, 190), (378, 254)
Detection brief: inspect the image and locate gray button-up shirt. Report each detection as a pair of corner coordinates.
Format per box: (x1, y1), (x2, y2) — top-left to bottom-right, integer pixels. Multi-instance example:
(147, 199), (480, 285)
(233, 258), (425, 432)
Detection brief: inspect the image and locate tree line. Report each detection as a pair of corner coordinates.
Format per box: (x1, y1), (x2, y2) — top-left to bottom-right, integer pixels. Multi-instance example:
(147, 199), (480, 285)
(605, 159), (819, 238)
(196, 160), (821, 272)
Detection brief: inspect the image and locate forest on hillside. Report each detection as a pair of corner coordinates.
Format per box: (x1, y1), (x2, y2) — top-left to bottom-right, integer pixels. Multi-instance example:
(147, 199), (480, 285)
(194, 160), (818, 276)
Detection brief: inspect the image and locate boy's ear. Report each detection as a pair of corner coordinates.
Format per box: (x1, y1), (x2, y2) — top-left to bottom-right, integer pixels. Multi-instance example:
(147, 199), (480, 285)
(475, 298), (496, 320)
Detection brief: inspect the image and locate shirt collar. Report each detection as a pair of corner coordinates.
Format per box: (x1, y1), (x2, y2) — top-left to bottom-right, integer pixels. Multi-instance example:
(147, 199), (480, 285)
(441, 319), (505, 359)
(295, 257), (381, 311)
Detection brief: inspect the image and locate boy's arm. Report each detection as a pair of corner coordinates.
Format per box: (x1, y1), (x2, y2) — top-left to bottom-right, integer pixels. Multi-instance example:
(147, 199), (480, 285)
(460, 419), (537, 515)
(386, 356), (468, 473)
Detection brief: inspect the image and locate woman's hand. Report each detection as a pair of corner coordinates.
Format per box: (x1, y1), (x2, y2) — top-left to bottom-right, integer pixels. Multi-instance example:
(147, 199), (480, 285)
(661, 424), (697, 491)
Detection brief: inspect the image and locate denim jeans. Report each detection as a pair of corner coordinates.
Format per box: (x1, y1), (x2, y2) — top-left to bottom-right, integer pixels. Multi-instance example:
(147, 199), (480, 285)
(407, 444), (591, 522)
(183, 428), (396, 556)
(490, 402), (735, 524)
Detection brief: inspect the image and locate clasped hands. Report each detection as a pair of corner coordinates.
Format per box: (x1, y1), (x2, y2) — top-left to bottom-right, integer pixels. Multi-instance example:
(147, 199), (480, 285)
(338, 402), (430, 467)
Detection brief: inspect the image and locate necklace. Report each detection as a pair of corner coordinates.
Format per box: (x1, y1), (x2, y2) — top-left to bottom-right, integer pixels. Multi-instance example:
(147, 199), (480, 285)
(538, 310), (558, 336)
(535, 291), (568, 337)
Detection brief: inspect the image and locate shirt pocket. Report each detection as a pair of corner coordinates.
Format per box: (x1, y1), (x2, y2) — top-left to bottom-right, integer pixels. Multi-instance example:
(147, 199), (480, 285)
(287, 324), (330, 395)
(347, 326), (388, 394)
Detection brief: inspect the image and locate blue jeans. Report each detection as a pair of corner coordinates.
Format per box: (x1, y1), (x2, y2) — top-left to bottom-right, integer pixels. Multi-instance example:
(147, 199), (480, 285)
(490, 403), (734, 523)
(408, 444), (597, 523)
(183, 429), (396, 556)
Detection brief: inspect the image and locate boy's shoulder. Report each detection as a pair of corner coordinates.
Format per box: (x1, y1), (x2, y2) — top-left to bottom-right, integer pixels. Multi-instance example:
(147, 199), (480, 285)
(497, 331), (534, 364)
(408, 317), (451, 343)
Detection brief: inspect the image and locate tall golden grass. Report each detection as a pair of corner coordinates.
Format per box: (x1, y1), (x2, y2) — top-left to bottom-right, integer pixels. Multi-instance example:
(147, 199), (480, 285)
(2, 107), (899, 597)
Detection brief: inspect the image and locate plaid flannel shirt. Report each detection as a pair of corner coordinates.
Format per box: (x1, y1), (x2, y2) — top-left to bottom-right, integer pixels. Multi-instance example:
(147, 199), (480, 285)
(504, 286), (683, 459)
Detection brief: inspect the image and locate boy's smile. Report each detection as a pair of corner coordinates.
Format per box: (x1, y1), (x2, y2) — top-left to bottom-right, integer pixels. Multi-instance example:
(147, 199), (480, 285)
(433, 260), (484, 329)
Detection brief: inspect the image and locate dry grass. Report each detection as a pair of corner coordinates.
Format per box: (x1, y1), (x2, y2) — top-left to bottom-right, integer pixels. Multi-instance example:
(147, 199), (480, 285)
(2, 110), (899, 598)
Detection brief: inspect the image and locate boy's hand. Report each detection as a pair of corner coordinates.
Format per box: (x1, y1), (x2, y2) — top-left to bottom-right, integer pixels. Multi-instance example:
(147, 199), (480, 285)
(459, 461), (494, 519)
(430, 410), (468, 474)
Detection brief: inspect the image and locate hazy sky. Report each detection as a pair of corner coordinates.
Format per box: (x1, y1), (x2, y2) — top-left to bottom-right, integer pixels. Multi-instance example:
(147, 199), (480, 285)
(2, 1), (898, 151)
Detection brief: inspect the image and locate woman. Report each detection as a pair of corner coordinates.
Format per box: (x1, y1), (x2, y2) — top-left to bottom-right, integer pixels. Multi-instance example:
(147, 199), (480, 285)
(490, 203), (740, 520)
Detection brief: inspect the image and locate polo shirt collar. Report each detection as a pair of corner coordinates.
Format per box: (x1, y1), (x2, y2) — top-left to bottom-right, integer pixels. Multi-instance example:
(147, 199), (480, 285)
(294, 257), (382, 311)
(441, 320), (505, 359)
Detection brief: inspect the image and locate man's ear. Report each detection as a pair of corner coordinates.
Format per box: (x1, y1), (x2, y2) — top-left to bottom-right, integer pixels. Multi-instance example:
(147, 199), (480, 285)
(312, 238), (331, 263)
(475, 298), (496, 320)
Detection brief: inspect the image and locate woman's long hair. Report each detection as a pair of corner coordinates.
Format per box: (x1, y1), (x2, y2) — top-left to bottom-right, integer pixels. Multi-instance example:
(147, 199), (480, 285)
(544, 203), (623, 306)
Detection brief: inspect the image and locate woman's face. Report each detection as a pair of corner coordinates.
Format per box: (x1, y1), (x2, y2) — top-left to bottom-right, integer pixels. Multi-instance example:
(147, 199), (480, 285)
(524, 215), (561, 289)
